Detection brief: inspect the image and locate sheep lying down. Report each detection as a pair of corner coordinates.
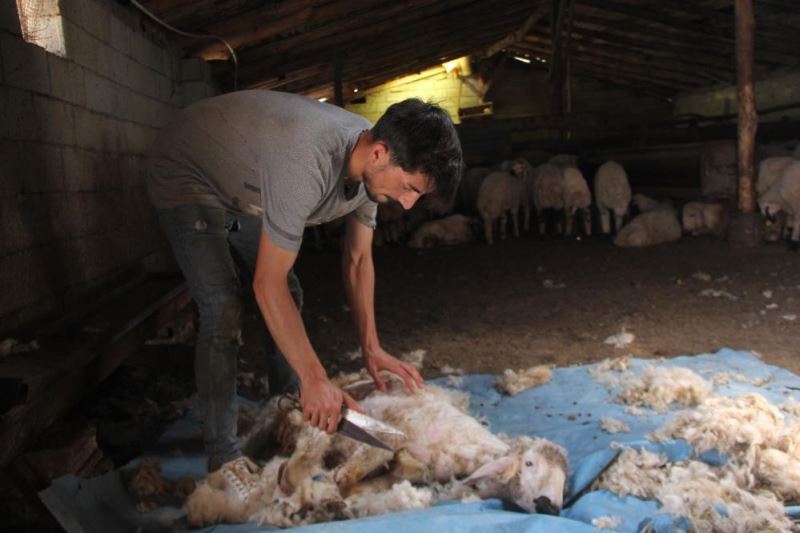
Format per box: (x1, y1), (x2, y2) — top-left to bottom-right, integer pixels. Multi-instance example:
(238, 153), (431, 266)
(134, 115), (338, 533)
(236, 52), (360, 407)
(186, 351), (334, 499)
(186, 380), (569, 528)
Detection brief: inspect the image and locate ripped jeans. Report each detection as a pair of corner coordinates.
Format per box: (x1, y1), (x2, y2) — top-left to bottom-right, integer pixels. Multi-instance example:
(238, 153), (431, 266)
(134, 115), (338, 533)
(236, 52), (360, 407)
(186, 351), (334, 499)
(156, 204), (302, 471)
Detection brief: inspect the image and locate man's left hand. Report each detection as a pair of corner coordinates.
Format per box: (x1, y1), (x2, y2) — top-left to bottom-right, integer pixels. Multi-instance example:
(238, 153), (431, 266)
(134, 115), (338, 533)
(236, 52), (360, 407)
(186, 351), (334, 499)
(363, 347), (423, 393)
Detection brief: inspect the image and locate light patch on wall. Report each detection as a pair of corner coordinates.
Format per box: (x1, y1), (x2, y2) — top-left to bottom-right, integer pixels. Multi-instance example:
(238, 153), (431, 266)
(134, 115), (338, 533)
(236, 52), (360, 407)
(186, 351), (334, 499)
(16, 0), (66, 57)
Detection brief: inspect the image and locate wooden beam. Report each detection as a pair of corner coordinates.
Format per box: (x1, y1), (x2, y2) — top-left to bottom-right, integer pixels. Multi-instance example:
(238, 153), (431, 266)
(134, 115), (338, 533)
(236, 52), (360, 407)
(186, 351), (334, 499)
(517, 32), (732, 85)
(485, 2), (549, 57)
(526, 29), (734, 83)
(735, 0), (757, 214)
(516, 40), (702, 90)
(234, 3), (528, 89)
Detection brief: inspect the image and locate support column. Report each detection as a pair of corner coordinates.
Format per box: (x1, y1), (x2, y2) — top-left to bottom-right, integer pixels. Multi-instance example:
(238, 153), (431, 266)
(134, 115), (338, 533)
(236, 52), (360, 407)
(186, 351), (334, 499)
(729, 0), (761, 247)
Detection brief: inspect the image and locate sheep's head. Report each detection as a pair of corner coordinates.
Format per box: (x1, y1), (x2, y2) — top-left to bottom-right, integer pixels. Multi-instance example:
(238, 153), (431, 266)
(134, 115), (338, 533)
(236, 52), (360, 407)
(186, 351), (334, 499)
(682, 202), (702, 233)
(464, 438), (568, 515)
(758, 197), (783, 222)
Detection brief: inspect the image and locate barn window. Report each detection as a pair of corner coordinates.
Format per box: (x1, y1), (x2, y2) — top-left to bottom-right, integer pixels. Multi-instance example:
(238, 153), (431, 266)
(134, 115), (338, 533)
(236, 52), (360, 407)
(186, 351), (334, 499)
(15, 0), (66, 57)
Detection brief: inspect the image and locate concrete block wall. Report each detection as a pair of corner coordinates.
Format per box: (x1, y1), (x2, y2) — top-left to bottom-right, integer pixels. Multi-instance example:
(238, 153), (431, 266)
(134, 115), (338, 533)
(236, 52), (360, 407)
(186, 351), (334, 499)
(673, 70), (800, 121)
(346, 65), (482, 125)
(0, 0), (217, 335)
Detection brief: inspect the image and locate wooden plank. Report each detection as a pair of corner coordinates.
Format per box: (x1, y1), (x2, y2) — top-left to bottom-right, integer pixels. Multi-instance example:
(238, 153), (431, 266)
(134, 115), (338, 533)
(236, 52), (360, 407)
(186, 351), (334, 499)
(0, 276), (190, 468)
(485, 2), (549, 57)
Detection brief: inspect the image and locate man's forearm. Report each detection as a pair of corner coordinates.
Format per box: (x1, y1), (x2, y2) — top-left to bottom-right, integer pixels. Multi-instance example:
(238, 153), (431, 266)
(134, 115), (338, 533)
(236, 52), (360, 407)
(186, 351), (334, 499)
(253, 278), (326, 384)
(342, 254), (380, 354)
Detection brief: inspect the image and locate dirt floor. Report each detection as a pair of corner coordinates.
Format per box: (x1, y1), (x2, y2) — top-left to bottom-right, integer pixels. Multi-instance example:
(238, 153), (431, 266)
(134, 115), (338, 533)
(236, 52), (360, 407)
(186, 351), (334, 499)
(284, 234), (800, 380)
(4, 232), (798, 532)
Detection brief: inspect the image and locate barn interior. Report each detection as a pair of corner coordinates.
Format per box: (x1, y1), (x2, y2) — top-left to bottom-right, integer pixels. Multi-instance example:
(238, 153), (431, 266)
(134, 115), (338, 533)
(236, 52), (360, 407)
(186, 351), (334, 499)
(1, 0), (800, 531)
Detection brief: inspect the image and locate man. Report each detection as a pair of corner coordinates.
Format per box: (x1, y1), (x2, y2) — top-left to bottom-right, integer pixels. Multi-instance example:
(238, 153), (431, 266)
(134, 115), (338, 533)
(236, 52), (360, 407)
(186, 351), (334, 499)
(145, 90), (463, 500)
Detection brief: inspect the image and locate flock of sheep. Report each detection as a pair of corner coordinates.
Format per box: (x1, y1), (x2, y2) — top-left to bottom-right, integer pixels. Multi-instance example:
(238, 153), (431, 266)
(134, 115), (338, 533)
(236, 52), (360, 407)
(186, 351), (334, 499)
(373, 149), (800, 250)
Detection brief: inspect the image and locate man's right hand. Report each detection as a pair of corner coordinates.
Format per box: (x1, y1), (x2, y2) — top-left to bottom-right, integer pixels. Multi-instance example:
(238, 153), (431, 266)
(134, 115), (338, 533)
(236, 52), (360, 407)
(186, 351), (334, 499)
(300, 377), (364, 434)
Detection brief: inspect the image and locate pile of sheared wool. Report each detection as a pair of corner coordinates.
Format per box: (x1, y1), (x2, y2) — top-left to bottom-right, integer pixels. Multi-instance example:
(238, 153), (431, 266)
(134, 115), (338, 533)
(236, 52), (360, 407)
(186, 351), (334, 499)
(591, 515), (622, 530)
(652, 393), (800, 502)
(594, 448), (794, 531)
(588, 356), (631, 389)
(617, 365), (712, 413)
(401, 349), (426, 370)
(599, 417), (630, 434)
(495, 364), (553, 396)
(344, 480), (433, 518)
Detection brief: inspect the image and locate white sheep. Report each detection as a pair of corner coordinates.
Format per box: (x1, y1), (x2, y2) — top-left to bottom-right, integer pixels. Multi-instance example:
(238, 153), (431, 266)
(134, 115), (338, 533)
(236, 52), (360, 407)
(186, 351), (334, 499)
(407, 214), (476, 249)
(613, 207), (681, 247)
(511, 158), (536, 232)
(631, 193), (662, 213)
(681, 201), (729, 236)
(594, 161), (632, 235)
(756, 156), (794, 196)
(758, 161), (800, 243)
(532, 163), (565, 235)
(457, 167), (492, 215)
(562, 166), (592, 236)
(757, 157), (797, 242)
(476, 170), (523, 244)
(280, 382), (568, 515)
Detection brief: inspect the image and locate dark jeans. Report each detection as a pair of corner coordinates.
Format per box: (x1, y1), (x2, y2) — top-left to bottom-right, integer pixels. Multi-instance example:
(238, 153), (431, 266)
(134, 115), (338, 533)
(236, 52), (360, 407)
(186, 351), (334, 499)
(156, 205), (301, 471)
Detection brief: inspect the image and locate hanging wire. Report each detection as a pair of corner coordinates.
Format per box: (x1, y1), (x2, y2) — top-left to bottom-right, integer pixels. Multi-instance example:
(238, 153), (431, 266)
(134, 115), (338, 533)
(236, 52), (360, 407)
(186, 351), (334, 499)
(128, 0), (238, 90)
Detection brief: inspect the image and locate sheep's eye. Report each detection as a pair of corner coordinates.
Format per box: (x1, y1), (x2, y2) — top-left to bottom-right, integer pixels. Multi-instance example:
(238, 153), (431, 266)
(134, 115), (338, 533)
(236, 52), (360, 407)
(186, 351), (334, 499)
(525, 460), (534, 467)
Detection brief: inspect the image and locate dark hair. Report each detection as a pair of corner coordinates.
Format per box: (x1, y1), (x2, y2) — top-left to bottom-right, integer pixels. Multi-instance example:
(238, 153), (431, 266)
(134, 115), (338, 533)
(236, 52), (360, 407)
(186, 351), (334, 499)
(371, 99), (463, 205)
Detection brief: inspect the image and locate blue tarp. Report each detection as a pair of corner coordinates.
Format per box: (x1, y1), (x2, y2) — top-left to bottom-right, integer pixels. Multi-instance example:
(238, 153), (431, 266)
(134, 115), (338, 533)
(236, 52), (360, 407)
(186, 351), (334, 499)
(40, 349), (800, 532)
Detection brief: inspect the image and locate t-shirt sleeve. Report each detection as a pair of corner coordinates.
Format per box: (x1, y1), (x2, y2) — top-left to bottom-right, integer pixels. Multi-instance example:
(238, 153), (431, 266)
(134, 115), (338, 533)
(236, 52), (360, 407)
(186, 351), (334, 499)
(261, 162), (324, 252)
(351, 198), (378, 230)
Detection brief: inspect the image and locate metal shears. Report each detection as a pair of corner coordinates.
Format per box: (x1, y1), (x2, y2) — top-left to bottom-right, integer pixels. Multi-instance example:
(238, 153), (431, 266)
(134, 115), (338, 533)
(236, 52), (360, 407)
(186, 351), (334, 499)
(279, 394), (404, 452)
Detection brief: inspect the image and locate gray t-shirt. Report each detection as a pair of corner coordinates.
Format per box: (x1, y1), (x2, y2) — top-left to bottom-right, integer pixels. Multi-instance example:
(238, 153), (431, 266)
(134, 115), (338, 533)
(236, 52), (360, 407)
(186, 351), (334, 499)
(145, 90), (377, 251)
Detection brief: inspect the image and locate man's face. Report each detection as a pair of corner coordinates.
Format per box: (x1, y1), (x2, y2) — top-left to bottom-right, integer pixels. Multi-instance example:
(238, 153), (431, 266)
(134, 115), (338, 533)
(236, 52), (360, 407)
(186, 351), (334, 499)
(362, 159), (431, 210)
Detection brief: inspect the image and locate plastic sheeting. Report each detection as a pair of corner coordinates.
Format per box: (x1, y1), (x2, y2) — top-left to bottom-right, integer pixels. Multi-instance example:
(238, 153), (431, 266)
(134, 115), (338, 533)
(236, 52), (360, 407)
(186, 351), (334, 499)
(40, 349), (800, 532)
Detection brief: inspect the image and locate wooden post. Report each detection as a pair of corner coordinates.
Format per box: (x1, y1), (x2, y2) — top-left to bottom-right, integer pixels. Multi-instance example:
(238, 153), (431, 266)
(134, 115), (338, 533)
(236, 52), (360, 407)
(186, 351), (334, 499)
(735, 0), (757, 213)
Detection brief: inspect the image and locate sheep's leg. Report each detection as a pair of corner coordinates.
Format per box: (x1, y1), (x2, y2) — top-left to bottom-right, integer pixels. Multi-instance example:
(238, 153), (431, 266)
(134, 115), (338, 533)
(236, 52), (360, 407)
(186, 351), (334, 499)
(511, 208), (520, 238)
(333, 444), (394, 490)
(599, 209), (611, 234)
(499, 213), (508, 240)
(523, 201), (531, 233)
(537, 209), (546, 235)
(482, 213), (494, 245)
(613, 212), (624, 234)
(555, 210), (564, 235)
(582, 208), (592, 236)
(564, 211), (574, 236)
(342, 449), (429, 498)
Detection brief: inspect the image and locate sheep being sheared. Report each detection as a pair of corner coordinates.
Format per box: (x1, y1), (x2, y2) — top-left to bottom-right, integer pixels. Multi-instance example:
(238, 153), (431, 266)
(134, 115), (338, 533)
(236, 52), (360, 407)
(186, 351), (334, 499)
(758, 160), (800, 244)
(562, 166), (592, 236)
(277, 381), (569, 514)
(594, 161), (632, 234)
(407, 214), (476, 248)
(476, 170), (523, 244)
(185, 379), (570, 528)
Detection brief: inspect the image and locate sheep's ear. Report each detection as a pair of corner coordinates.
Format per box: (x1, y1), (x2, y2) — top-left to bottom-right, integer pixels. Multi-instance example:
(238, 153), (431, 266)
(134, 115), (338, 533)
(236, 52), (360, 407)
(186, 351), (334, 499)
(463, 456), (518, 486)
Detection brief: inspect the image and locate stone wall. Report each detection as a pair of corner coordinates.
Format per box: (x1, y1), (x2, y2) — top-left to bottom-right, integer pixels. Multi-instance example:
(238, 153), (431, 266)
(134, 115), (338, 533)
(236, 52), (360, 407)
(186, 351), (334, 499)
(0, 0), (217, 335)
